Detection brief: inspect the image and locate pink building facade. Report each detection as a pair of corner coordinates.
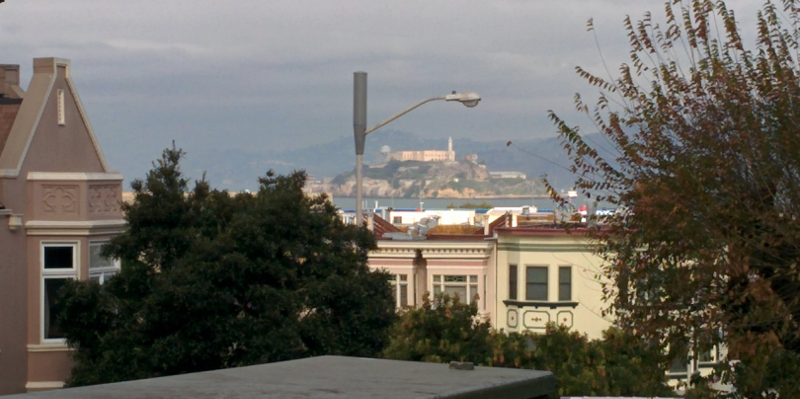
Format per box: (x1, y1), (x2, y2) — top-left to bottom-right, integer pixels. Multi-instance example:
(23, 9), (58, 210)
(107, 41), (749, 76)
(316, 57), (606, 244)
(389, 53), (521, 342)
(0, 58), (124, 394)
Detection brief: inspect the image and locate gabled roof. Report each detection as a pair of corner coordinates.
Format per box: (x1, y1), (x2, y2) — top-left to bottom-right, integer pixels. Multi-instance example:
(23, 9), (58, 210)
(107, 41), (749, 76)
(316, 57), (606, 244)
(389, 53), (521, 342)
(0, 58), (110, 177)
(372, 214), (401, 239)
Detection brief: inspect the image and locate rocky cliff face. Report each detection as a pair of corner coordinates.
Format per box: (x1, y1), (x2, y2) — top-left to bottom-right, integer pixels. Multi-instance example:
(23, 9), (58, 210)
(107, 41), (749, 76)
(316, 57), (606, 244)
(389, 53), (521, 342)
(308, 160), (546, 198)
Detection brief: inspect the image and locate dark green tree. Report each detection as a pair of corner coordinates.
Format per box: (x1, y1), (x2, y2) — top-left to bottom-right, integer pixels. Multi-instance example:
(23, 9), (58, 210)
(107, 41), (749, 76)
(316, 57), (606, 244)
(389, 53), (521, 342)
(381, 293), (493, 364)
(382, 293), (672, 398)
(58, 146), (397, 386)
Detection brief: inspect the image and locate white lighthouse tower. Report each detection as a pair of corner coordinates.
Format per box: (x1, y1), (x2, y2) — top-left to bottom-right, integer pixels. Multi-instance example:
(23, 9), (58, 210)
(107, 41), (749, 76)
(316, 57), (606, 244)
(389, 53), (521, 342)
(447, 137), (454, 161)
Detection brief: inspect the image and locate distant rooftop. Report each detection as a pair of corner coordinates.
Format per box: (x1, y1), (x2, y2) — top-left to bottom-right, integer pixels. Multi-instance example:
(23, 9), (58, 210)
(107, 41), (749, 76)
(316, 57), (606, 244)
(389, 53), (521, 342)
(11, 356), (556, 399)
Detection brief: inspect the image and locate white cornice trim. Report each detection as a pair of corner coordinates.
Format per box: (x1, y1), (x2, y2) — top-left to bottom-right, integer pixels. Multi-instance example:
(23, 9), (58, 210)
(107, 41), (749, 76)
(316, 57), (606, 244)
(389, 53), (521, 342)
(26, 343), (71, 353)
(27, 172), (123, 181)
(26, 219), (126, 232)
(26, 381), (66, 391)
(372, 240), (494, 259)
(26, 219), (126, 228)
(0, 169), (19, 178)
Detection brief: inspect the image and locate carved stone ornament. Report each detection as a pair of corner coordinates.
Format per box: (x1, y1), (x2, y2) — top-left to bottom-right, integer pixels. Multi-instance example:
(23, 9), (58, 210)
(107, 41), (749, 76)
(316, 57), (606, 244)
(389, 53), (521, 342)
(42, 185), (79, 214)
(88, 185), (121, 213)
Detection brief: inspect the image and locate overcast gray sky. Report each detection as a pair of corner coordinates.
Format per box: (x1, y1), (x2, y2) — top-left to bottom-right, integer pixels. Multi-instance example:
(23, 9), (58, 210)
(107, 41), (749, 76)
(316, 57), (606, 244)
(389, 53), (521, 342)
(1, 0), (762, 177)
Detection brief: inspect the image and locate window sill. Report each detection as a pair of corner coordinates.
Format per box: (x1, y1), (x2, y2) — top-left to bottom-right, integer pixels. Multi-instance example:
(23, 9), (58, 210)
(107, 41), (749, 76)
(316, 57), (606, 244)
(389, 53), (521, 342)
(27, 343), (71, 352)
(502, 300), (579, 309)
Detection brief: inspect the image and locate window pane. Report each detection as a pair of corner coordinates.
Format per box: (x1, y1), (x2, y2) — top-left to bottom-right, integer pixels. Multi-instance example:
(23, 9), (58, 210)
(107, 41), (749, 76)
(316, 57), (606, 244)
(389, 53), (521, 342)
(399, 274), (407, 282)
(390, 284), (397, 304)
(670, 353), (688, 373)
(44, 278), (68, 339)
(526, 267), (547, 284)
(433, 275), (441, 283)
(433, 286), (441, 295)
(526, 283), (547, 301)
(400, 284), (408, 307)
(559, 266), (571, 283)
(469, 284), (478, 303)
(483, 276), (486, 309)
(44, 246), (73, 269)
(469, 275), (478, 283)
(509, 265), (518, 300)
(444, 275), (466, 283)
(89, 243), (114, 269)
(559, 266), (571, 301)
(444, 286), (467, 301)
(699, 349), (714, 363)
(393, 216), (402, 224)
(387, 274), (397, 281)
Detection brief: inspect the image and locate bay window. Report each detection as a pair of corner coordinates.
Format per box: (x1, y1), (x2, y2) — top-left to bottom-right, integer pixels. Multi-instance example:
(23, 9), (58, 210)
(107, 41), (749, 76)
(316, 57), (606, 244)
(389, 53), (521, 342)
(432, 275), (479, 305)
(89, 241), (120, 284)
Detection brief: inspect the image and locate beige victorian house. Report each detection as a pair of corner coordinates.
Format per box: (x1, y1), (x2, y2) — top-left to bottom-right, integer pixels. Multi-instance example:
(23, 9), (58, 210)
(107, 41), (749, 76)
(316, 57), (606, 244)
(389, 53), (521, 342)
(367, 214), (613, 339)
(492, 227), (612, 340)
(0, 58), (124, 394)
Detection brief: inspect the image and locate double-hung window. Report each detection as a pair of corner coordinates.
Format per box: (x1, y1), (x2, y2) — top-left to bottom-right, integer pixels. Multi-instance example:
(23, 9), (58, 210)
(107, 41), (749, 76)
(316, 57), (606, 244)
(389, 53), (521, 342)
(509, 265), (518, 300)
(41, 243), (78, 342)
(558, 266), (572, 301)
(387, 274), (409, 307)
(525, 266), (548, 301)
(89, 242), (120, 284)
(432, 275), (479, 305)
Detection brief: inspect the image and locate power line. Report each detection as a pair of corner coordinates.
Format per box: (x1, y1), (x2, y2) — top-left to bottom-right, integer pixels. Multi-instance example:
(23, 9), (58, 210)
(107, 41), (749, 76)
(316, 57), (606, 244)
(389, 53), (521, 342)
(505, 141), (573, 174)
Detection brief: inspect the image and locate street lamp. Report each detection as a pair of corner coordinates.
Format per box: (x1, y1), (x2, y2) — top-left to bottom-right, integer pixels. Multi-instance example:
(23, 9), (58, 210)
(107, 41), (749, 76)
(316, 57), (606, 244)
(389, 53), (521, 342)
(353, 71), (481, 226)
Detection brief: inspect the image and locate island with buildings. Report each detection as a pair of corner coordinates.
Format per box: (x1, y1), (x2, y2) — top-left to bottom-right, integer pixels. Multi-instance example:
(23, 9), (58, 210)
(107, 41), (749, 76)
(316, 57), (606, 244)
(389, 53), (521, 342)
(307, 137), (542, 198)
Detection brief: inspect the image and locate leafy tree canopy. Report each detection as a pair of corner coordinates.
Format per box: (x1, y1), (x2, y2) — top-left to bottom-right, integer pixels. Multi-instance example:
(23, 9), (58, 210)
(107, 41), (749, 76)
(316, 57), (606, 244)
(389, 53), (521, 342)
(58, 145), (397, 386)
(383, 294), (673, 398)
(548, 0), (800, 394)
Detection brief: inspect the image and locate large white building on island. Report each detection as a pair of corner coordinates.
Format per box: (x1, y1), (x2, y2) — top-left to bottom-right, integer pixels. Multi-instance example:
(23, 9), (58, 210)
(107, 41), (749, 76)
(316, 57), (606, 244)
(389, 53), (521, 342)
(385, 137), (456, 162)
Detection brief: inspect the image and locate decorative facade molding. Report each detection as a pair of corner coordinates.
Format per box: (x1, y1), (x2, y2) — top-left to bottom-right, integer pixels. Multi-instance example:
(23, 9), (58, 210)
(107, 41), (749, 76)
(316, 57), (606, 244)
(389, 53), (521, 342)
(88, 185), (121, 213)
(41, 185), (79, 215)
(372, 241), (494, 260)
(522, 310), (550, 329)
(497, 243), (595, 253)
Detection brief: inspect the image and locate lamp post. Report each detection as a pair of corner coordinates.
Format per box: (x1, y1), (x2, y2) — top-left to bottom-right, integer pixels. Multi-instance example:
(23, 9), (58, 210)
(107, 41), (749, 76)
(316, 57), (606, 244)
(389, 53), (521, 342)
(353, 71), (481, 226)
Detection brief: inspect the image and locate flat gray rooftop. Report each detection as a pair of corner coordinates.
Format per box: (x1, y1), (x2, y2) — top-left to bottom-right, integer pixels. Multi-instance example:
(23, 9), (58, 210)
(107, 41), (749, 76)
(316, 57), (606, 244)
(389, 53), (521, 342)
(14, 356), (555, 399)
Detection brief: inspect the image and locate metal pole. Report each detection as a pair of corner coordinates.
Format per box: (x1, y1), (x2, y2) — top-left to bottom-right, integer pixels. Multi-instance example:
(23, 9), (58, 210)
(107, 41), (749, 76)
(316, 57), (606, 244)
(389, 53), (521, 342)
(354, 72), (367, 226)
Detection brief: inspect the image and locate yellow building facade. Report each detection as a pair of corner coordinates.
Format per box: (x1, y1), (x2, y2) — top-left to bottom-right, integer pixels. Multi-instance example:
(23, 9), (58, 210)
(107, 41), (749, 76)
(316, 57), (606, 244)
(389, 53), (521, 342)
(493, 227), (613, 340)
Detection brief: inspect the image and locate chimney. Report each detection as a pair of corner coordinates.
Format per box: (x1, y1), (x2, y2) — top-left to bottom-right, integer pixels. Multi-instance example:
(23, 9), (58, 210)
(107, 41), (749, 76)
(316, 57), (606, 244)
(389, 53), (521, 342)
(0, 65), (22, 98)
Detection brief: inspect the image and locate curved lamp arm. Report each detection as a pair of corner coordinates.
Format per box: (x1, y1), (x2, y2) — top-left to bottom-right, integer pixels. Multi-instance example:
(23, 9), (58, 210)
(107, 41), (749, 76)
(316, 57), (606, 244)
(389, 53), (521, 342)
(364, 96), (446, 136)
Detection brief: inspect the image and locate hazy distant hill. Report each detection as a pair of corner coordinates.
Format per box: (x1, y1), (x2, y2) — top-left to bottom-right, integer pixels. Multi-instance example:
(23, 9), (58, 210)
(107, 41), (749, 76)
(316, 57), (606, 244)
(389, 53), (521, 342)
(174, 130), (606, 192)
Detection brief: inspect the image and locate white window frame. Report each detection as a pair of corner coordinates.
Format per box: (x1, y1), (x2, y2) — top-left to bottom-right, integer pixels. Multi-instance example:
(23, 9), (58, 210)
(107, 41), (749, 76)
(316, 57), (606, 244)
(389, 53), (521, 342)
(89, 241), (120, 284)
(41, 242), (78, 344)
(387, 274), (409, 308)
(431, 274), (480, 306)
